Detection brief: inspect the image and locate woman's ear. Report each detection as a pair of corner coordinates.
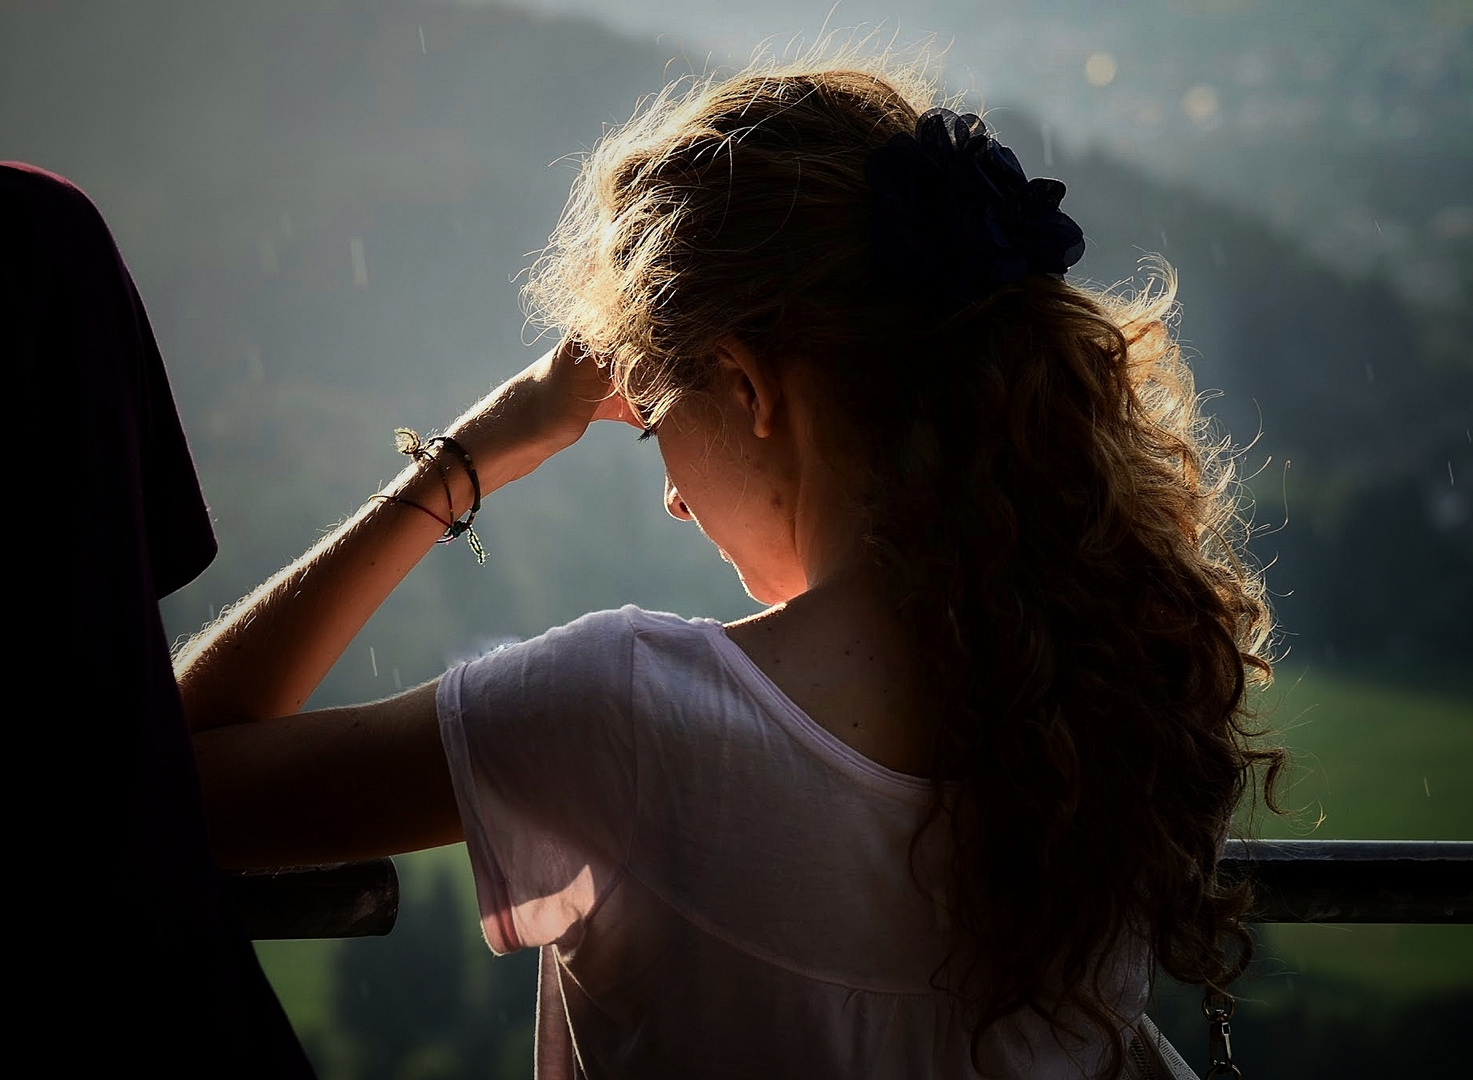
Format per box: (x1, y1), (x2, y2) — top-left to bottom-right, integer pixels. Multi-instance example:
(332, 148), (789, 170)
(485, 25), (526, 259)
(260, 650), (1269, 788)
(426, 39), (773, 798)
(713, 337), (781, 439)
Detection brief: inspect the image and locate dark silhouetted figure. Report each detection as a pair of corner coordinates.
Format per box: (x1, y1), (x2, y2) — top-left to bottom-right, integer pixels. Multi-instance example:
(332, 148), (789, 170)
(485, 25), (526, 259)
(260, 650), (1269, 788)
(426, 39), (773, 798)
(3, 162), (315, 1076)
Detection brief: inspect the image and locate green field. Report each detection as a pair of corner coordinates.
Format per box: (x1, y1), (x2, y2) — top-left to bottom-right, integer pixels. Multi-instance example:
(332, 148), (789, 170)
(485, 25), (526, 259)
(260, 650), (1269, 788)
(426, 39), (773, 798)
(1249, 667), (1473, 842)
(256, 666), (1473, 1075)
(1231, 667), (1473, 1000)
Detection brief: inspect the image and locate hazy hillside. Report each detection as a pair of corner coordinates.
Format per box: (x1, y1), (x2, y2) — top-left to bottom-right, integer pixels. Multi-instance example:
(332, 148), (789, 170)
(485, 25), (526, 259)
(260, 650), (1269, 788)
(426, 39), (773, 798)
(3, 0), (1468, 692)
(514, 0), (1473, 311)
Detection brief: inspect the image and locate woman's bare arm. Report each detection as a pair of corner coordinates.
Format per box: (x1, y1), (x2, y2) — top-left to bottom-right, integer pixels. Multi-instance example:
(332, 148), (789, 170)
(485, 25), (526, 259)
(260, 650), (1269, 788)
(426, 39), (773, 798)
(192, 682), (459, 868)
(176, 339), (634, 865)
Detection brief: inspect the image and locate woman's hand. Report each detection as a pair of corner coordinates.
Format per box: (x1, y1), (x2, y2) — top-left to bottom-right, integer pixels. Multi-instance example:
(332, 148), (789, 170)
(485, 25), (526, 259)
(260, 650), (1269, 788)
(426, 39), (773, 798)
(441, 337), (640, 501)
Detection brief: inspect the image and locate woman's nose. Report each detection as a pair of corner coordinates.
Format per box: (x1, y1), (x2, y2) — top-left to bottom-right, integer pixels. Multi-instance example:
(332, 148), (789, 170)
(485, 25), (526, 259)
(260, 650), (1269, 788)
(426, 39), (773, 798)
(664, 477), (691, 521)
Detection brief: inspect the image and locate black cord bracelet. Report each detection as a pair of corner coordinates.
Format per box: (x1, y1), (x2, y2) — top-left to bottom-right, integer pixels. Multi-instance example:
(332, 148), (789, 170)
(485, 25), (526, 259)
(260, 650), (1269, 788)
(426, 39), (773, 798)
(392, 428), (487, 564)
(427, 436), (482, 517)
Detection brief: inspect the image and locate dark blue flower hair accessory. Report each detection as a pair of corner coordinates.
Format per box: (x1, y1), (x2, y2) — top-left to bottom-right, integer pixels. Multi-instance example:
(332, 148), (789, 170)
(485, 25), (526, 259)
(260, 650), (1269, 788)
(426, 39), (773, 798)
(866, 108), (1086, 312)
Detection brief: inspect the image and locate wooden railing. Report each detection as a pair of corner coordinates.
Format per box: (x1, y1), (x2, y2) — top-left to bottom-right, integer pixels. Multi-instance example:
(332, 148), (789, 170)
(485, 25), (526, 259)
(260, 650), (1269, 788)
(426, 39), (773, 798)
(234, 859), (399, 939)
(233, 840), (1473, 939)
(1219, 839), (1472, 923)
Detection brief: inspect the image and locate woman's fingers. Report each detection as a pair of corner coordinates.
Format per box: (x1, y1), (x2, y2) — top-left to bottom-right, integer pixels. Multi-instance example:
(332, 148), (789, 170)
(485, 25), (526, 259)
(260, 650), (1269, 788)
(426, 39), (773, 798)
(559, 338), (644, 430)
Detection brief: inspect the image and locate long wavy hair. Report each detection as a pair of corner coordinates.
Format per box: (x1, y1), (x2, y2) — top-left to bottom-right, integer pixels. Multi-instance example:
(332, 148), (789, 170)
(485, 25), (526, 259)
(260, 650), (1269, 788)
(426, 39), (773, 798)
(527, 47), (1284, 1077)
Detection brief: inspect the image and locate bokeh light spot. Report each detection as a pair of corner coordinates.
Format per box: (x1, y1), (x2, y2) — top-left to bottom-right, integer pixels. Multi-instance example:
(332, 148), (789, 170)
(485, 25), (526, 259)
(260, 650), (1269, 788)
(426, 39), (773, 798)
(1084, 52), (1118, 87)
(1181, 83), (1220, 126)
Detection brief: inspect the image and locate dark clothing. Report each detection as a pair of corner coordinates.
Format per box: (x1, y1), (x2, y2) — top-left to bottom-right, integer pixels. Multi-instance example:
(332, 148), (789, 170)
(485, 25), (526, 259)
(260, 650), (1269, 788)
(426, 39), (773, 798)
(3, 162), (314, 1076)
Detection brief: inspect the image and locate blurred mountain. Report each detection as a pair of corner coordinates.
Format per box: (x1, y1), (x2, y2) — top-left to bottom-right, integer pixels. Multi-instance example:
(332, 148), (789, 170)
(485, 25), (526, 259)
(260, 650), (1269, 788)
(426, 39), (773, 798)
(505, 0), (1473, 312)
(3, 0), (1468, 684)
(949, 0), (1473, 306)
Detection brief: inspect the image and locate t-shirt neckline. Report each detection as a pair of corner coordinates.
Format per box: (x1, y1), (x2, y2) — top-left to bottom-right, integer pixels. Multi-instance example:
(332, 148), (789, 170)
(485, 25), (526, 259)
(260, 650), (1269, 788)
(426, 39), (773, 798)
(691, 616), (936, 801)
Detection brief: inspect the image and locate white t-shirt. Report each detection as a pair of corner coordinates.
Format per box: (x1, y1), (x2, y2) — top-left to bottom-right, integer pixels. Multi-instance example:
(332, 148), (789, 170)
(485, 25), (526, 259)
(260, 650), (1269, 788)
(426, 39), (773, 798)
(437, 606), (1147, 1078)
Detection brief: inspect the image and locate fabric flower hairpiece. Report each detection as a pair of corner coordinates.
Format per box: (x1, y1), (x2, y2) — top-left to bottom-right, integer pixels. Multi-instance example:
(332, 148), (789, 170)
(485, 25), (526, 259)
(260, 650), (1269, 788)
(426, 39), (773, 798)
(866, 108), (1086, 311)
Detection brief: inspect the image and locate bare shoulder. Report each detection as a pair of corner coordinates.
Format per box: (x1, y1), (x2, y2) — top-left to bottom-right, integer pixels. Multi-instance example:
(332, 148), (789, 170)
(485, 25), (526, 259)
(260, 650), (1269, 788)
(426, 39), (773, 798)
(724, 586), (933, 777)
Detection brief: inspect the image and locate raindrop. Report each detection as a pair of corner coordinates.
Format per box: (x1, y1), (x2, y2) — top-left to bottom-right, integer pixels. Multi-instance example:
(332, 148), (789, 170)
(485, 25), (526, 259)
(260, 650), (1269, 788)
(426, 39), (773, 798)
(393, 666), (403, 691)
(370, 645), (379, 678)
(419, 25), (427, 53)
(350, 237), (369, 288)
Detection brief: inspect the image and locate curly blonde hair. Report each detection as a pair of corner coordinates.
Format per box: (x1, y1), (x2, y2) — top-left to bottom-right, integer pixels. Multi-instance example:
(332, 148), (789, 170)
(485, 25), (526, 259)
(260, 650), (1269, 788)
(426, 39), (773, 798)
(528, 48), (1282, 1078)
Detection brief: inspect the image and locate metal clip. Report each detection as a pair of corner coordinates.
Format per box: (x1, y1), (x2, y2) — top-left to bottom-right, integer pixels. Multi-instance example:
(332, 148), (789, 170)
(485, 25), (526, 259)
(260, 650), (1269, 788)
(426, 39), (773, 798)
(1203, 991), (1242, 1079)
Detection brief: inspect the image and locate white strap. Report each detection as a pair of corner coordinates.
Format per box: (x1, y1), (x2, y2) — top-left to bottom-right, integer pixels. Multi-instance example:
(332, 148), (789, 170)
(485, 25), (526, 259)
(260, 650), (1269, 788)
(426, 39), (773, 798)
(1126, 1014), (1201, 1080)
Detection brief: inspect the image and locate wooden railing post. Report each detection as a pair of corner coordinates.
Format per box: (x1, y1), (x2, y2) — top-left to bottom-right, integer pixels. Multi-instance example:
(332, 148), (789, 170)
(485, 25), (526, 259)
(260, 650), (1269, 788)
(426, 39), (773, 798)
(1221, 839), (1473, 923)
(232, 859), (400, 939)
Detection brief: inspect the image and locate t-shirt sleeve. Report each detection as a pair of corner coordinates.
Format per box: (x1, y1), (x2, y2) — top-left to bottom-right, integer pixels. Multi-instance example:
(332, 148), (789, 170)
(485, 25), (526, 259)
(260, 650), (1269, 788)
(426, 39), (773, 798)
(437, 608), (639, 955)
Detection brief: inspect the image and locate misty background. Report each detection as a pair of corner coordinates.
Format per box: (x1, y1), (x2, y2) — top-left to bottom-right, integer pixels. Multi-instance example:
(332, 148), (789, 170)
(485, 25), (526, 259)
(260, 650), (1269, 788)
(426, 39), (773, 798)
(3, 1), (1469, 1077)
